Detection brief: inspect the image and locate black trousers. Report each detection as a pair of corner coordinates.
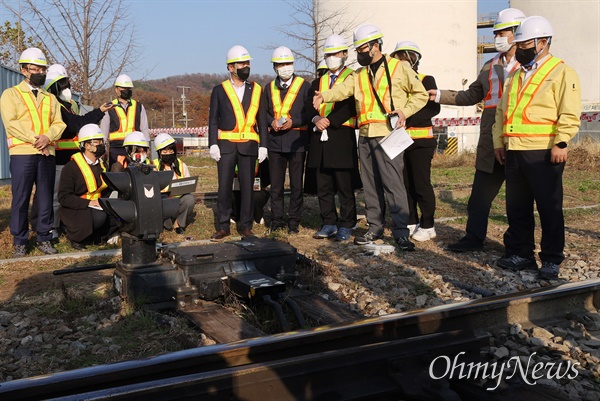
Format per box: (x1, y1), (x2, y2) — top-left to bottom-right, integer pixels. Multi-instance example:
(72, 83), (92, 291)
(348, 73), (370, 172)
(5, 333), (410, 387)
(217, 150), (256, 231)
(316, 167), (357, 229)
(503, 150), (565, 264)
(269, 151), (306, 227)
(464, 160), (506, 242)
(403, 144), (436, 228)
(232, 189), (270, 223)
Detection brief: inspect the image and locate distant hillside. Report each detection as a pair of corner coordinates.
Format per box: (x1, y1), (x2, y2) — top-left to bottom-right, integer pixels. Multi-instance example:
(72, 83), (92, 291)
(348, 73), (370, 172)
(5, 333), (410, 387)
(90, 73), (284, 129)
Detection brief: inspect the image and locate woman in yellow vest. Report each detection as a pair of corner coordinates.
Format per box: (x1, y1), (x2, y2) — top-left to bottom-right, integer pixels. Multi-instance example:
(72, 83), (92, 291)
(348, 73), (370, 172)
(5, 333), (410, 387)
(153, 133), (195, 234)
(57, 124), (111, 250)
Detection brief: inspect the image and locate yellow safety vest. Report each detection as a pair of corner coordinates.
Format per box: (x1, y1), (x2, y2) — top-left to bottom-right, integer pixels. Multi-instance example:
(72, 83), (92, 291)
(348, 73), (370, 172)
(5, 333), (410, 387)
(270, 77), (307, 130)
(218, 81), (261, 142)
(356, 57), (400, 127)
(55, 101), (82, 150)
(502, 56), (563, 138)
(318, 67), (357, 128)
(7, 87), (52, 149)
(109, 99), (138, 141)
(406, 73), (434, 139)
(153, 158), (183, 193)
(71, 152), (108, 200)
(483, 54), (519, 109)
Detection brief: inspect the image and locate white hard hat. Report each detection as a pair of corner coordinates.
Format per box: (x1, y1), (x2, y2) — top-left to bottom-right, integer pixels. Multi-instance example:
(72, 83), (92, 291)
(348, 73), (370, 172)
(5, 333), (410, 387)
(323, 34), (349, 54)
(78, 124), (104, 143)
(226, 45), (252, 64)
(514, 16), (554, 43)
(317, 59), (327, 70)
(123, 131), (149, 147)
(353, 24), (383, 48)
(391, 41), (421, 57)
(154, 133), (176, 151)
(114, 74), (134, 88)
(271, 46), (294, 63)
(493, 8), (526, 32)
(18, 48), (47, 67)
(44, 64), (69, 90)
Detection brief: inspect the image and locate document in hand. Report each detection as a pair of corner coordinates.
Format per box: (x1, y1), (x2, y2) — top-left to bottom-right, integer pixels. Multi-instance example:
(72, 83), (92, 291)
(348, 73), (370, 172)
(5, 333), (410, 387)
(378, 127), (414, 160)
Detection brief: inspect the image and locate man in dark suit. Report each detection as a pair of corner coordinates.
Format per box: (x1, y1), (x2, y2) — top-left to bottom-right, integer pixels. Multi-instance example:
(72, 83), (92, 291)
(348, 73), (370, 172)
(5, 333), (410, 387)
(208, 45), (268, 240)
(306, 34), (359, 242)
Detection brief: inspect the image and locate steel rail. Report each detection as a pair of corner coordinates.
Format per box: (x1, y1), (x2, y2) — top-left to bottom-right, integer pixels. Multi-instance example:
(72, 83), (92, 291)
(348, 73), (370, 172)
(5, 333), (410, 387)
(1, 279), (599, 400)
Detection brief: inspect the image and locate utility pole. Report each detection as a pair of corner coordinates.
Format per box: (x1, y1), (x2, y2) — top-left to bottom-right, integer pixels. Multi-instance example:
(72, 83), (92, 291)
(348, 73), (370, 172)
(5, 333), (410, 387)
(177, 86), (192, 129)
(171, 97), (175, 128)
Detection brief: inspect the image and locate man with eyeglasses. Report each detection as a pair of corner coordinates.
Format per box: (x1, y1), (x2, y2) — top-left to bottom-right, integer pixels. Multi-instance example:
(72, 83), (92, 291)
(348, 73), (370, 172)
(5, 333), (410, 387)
(0, 47), (66, 257)
(429, 8), (526, 252)
(313, 24), (428, 251)
(493, 16), (582, 281)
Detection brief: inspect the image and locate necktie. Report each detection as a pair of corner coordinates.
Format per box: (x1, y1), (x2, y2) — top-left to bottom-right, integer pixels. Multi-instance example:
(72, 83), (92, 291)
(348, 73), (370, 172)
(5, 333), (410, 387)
(329, 74), (337, 89)
(32, 89), (38, 98)
(282, 83), (288, 89)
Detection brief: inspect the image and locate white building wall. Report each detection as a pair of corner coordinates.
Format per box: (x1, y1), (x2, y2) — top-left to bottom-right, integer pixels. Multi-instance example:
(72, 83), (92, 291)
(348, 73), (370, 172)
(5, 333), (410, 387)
(511, 0), (600, 109)
(318, 0), (480, 151)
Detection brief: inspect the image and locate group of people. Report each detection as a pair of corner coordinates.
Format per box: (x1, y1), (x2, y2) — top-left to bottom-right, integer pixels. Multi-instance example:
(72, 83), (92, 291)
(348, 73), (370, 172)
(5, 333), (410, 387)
(2, 8), (582, 281)
(1, 52), (194, 256)
(209, 8), (581, 281)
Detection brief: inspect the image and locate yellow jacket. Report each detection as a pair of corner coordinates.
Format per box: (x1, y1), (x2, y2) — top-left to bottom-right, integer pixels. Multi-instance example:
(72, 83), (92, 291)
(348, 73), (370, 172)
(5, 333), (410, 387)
(321, 56), (428, 138)
(493, 55), (581, 150)
(0, 80), (66, 156)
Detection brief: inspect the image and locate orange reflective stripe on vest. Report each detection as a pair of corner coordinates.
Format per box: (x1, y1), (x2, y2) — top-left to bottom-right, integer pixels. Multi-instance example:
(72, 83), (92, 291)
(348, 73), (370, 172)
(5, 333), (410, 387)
(71, 152), (108, 200)
(8, 87), (52, 148)
(218, 81), (261, 142)
(357, 57), (400, 127)
(271, 77), (307, 130)
(318, 67), (357, 128)
(109, 99), (137, 141)
(502, 57), (563, 137)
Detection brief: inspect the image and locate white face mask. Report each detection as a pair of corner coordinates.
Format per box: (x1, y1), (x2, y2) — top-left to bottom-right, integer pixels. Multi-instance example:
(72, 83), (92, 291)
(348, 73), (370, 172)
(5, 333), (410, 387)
(494, 36), (513, 53)
(133, 152), (147, 163)
(59, 88), (72, 102)
(277, 65), (294, 81)
(325, 55), (344, 71)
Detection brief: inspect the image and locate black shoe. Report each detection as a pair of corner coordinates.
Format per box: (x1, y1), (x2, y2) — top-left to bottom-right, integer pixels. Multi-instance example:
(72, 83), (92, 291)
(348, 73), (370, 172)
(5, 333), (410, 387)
(497, 255), (538, 271)
(69, 240), (87, 251)
(447, 237), (483, 252)
(539, 262), (560, 280)
(354, 231), (382, 245)
(269, 222), (286, 233)
(288, 226), (300, 235)
(175, 227), (185, 235)
(13, 245), (27, 258)
(396, 237), (415, 251)
(37, 241), (58, 255)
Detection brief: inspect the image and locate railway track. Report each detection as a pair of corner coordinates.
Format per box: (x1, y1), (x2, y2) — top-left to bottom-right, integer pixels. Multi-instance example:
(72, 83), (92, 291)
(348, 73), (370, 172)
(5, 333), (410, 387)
(1, 279), (599, 401)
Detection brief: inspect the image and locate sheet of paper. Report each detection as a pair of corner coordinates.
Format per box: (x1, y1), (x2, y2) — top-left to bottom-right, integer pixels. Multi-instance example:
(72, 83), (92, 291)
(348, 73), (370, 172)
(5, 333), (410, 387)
(378, 127), (414, 160)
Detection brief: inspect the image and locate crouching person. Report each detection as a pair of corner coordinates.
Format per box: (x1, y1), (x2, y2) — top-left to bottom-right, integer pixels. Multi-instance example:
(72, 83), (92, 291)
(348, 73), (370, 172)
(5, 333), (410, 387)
(58, 124), (111, 250)
(153, 133), (195, 234)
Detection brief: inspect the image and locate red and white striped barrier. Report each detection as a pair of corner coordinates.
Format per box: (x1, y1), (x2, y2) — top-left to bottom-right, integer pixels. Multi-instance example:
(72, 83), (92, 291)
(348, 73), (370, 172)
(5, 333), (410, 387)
(432, 112), (599, 127)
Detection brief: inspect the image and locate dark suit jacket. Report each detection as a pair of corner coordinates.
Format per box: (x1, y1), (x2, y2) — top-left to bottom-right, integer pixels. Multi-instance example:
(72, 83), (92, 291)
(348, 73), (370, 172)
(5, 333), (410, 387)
(208, 80), (267, 156)
(405, 74), (441, 150)
(305, 73), (358, 170)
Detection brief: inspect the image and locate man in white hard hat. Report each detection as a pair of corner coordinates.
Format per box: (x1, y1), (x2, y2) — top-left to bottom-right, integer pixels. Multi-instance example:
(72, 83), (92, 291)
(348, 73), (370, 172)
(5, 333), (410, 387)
(31, 64), (113, 239)
(0, 47), (66, 257)
(429, 8), (526, 252)
(313, 24), (428, 251)
(306, 34), (359, 242)
(208, 45), (268, 240)
(391, 41), (440, 243)
(264, 46), (311, 235)
(100, 74), (149, 166)
(493, 16), (582, 281)
(58, 124), (111, 250)
(110, 131), (151, 172)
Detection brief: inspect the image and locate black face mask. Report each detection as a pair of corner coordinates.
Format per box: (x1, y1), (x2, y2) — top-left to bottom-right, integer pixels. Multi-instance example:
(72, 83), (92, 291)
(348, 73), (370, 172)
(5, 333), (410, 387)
(515, 47), (537, 66)
(160, 154), (177, 164)
(120, 89), (133, 100)
(29, 73), (46, 87)
(236, 67), (250, 81)
(93, 144), (106, 158)
(357, 51), (373, 66)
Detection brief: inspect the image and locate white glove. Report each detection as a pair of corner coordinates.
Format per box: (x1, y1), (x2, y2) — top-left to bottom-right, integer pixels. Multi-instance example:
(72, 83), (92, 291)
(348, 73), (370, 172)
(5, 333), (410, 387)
(320, 129), (329, 142)
(258, 147), (268, 163)
(209, 144), (221, 162)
